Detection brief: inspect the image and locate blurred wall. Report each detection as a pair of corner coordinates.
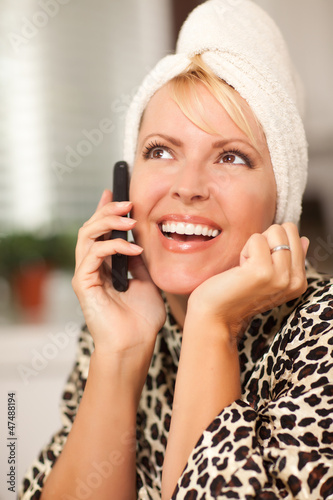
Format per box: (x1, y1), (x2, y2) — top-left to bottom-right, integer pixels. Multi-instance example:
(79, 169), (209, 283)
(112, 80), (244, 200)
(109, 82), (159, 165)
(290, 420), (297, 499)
(254, 0), (333, 272)
(0, 0), (173, 232)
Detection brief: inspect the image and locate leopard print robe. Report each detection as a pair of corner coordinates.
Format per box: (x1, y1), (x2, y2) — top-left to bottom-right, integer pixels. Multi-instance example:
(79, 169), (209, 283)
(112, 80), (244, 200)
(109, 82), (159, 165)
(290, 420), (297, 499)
(19, 266), (333, 499)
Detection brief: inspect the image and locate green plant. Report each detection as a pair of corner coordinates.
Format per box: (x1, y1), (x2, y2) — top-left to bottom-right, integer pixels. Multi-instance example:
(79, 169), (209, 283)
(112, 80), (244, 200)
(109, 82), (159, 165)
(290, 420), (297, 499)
(0, 231), (76, 278)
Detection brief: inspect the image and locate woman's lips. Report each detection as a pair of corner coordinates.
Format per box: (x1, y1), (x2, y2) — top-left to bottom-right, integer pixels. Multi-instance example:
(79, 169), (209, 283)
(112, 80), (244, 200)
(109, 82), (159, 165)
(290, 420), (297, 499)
(156, 214), (222, 252)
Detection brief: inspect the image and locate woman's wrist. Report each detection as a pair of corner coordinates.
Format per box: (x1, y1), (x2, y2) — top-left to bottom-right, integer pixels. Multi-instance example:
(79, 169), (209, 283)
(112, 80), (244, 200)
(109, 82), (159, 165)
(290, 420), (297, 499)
(185, 295), (233, 344)
(90, 347), (153, 409)
(186, 284), (251, 345)
(176, 303), (242, 429)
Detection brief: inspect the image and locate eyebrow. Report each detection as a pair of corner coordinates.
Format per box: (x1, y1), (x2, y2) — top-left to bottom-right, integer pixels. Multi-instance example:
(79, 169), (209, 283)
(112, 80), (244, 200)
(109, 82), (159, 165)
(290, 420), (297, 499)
(140, 133), (182, 148)
(212, 139), (262, 156)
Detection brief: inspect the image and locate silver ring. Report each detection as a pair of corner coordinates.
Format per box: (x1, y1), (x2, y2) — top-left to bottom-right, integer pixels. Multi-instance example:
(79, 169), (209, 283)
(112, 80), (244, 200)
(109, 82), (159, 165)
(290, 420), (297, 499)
(271, 244), (291, 254)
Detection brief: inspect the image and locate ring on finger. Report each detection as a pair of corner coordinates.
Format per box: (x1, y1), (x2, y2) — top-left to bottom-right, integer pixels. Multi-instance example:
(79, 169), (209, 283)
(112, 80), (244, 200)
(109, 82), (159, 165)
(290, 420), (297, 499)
(270, 244), (291, 254)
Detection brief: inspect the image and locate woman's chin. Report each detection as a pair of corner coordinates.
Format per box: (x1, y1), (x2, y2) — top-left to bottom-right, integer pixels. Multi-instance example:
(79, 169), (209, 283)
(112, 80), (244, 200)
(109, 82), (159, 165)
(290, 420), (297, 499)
(150, 269), (208, 297)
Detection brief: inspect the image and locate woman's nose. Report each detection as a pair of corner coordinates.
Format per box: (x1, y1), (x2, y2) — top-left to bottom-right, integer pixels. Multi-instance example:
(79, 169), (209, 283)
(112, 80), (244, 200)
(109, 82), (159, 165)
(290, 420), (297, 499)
(170, 163), (210, 204)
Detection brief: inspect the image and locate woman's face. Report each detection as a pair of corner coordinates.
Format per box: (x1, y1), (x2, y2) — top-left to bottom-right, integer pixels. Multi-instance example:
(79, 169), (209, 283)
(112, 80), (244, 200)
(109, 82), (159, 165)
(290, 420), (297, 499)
(130, 83), (277, 295)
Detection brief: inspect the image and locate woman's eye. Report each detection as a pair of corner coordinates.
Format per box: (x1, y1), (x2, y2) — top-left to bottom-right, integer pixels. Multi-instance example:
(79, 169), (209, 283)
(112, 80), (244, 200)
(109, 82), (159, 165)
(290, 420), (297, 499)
(219, 153), (246, 165)
(147, 147), (173, 160)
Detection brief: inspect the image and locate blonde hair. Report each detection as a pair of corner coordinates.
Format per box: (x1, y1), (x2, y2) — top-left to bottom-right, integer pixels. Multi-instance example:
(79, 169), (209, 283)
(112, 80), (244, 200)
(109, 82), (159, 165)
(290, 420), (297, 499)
(167, 54), (259, 145)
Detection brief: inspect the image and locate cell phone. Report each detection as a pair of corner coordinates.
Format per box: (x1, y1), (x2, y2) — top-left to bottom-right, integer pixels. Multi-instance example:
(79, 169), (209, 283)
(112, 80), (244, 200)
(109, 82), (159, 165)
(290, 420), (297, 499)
(111, 161), (129, 292)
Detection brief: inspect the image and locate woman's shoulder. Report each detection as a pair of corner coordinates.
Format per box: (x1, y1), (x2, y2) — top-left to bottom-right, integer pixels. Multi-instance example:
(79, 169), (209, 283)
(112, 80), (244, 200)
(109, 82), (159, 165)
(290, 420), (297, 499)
(293, 264), (333, 322)
(304, 263), (333, 296)
(239, 265), (332, 375)
(270, 264), (333, 367)
(78, 323), (95, 354)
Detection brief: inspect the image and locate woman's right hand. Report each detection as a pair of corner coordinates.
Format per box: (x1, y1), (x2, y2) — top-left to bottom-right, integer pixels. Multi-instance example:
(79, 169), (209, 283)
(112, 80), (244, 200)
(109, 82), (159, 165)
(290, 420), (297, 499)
(72, 189), (166, 384)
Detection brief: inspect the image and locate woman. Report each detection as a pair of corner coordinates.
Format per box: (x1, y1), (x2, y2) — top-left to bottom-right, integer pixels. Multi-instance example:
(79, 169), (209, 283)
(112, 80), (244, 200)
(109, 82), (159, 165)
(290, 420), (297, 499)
(20, 1), (333, 499)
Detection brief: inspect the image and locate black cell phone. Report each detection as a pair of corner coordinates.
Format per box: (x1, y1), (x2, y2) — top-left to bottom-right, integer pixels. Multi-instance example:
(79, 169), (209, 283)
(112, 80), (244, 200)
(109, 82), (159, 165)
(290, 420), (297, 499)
(111, 161), (129, 292)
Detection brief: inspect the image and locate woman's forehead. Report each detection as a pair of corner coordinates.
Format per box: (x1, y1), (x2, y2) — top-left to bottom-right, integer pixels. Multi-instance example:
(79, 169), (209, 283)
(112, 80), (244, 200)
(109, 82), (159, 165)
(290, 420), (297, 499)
(139, 83), (267, 155)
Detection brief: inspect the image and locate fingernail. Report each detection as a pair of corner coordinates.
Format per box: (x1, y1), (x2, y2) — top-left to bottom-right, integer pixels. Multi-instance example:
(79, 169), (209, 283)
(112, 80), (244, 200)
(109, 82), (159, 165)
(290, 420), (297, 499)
(124, 217), (136, 225)
(115, 201), (131, 208)
(129, 242), (143, 252)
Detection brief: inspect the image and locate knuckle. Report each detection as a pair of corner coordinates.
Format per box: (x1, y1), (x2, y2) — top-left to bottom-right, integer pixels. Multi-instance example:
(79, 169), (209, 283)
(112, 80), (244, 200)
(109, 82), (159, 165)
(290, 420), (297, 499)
(270, 223), (281, 232)
(301, 280), (308, 295)
(71, 274), (78, 291)
(265, 224), (283, 237)
(247, 232), (264, 249)
(282, 221), (297, 232)
(92, 240), (103, 255)
(78, 226), (86, 239)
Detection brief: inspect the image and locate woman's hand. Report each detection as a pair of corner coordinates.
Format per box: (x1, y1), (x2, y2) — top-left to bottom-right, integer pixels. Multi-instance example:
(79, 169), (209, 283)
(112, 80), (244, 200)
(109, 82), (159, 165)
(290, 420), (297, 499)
(188, 222), (309, 342)
(72, 189), (166, 388)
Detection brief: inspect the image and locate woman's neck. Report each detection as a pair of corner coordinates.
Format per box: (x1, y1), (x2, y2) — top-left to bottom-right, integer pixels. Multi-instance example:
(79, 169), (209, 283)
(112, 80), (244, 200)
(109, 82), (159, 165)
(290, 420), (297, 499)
(164, 292), (189, 329)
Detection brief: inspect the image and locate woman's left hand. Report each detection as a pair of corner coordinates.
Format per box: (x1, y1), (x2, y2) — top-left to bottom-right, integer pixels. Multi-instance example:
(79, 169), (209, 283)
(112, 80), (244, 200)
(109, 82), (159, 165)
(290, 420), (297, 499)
(188, 222), (309, 342)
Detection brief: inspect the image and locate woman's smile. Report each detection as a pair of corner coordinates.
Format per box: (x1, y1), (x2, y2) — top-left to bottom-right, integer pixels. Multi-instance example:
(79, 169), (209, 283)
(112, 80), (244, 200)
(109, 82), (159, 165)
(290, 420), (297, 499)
(157, 214), (222, 252)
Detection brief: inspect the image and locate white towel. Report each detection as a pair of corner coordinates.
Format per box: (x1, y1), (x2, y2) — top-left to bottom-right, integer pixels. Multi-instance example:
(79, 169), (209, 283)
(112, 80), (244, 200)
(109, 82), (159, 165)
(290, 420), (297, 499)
(123, 0), (308, 225)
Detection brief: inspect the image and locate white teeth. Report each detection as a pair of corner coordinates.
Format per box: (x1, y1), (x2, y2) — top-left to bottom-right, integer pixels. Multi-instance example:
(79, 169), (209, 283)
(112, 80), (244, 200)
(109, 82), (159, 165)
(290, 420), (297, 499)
(177, 223), (185, 234)
(185, 224), (195, 235)
(161, 221), (220, 238)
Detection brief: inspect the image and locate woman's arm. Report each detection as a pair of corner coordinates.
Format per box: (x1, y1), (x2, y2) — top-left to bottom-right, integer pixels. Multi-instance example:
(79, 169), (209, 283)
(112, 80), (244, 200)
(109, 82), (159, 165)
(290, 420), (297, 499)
(41, 351), (138, 500)
(19, 328), (90, 500)
(162, 312), (241, 499)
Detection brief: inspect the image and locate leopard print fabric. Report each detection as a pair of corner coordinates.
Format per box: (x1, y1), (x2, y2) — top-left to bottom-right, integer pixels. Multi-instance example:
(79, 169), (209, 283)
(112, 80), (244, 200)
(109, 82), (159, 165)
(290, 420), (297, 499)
(19, 266), (333, 499)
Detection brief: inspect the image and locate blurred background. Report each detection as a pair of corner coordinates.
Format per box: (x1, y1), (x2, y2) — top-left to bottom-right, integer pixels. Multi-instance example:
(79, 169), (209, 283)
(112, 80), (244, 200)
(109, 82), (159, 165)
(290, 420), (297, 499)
(0, 0), (332, 497)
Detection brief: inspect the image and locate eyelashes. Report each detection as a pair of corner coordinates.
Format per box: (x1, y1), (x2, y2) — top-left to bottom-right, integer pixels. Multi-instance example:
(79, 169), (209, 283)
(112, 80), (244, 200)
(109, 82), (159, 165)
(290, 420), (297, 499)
(142, 141), (255, 168)
(142, 141), (172, 160)
(217, 148), (255, 169)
